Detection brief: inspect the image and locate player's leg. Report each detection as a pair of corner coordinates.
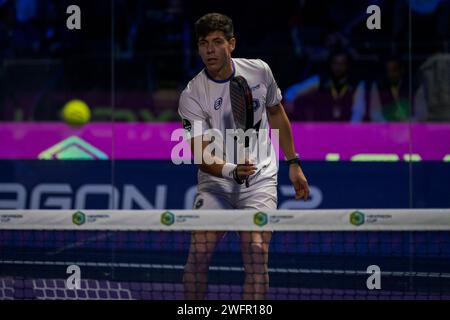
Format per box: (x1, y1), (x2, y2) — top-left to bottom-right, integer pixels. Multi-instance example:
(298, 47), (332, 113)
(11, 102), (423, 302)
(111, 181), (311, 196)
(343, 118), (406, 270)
(183, 192), (232, 300)
(184, 230), (225, 299)
(239, 230), (272, 300)
(237, 185), (277, 300)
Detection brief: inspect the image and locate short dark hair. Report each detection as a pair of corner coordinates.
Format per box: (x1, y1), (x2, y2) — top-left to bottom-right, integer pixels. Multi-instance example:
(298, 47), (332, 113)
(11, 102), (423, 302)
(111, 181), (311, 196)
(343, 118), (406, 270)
(195, 13), (234, 41)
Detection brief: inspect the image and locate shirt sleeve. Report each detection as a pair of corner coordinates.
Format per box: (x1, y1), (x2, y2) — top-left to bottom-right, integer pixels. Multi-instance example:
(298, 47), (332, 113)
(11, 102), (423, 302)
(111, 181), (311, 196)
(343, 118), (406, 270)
(260, 59), (283, 108)
(178, 90), (209, 139)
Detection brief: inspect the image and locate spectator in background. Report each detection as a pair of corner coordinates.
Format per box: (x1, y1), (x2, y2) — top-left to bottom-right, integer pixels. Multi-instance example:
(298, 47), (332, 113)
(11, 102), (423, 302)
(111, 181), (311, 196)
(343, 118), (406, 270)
(285, 49), (366, 122)
(370, 55), (410, 122)
(414, 51), (450, 122)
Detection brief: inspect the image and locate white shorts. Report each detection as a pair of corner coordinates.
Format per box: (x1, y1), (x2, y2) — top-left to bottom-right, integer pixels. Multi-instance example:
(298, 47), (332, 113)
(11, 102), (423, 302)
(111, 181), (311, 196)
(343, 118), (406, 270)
(192, 185), (277, 210)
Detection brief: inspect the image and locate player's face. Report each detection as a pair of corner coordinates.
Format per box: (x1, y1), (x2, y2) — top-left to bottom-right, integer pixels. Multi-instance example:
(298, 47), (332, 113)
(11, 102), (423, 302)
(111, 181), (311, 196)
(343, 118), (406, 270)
(197, 31), (235, 77)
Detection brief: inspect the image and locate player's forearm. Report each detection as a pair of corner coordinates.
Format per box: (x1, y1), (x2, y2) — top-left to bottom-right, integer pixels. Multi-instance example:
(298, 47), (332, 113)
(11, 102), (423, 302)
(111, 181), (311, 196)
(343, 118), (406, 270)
(199, 162), (225, 178)
(190, 137), (240, 181)
(268, 105), (297, 160)
(193, 141), (225, 178)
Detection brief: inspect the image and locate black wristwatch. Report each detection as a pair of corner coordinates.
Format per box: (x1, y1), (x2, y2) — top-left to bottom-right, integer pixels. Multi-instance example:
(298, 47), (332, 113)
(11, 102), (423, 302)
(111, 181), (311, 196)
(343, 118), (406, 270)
(287, 154), (300, 166)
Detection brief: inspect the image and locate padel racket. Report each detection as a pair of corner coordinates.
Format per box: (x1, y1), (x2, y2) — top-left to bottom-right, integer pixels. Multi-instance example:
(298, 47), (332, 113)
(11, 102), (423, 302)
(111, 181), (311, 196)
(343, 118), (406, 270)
(229, 75), (254, 187)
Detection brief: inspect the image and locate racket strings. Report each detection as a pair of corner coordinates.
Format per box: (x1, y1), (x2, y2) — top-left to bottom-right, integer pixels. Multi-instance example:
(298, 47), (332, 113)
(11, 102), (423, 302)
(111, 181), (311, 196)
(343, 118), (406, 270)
(230, 82), (247, 129)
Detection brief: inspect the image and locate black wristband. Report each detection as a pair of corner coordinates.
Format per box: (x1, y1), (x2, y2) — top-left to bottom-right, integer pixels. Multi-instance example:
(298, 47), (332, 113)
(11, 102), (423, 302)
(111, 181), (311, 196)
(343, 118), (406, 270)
(287, 156), (300, 166)
(232, 166), (245, 184)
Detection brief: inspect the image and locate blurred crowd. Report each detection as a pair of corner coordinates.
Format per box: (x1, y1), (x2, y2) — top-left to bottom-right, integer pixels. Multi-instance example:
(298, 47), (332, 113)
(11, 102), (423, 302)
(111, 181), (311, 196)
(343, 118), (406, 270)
(0, 0), (449, 122)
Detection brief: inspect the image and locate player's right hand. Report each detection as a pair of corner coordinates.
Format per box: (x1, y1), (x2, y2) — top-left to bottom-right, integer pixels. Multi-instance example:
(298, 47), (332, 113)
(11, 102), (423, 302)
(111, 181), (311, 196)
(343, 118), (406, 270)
(236, 161), (256, 181)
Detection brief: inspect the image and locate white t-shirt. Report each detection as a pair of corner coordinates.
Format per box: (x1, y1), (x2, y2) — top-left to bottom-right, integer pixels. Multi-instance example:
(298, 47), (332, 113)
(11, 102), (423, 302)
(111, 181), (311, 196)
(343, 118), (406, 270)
(178, 58), (282, 194)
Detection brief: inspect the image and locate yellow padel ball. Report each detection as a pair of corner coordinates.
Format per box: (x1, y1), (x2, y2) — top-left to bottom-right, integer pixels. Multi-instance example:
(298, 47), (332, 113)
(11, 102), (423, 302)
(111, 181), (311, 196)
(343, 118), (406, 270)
(62, 99), (91, 126)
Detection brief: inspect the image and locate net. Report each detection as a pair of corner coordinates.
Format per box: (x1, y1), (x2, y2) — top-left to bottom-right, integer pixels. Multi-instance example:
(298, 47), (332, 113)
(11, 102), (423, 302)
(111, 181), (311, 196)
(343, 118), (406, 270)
(1, 209), (450, 300)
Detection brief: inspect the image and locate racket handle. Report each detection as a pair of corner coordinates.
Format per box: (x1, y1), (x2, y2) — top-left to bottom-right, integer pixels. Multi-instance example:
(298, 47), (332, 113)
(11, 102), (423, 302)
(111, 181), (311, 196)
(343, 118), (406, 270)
(245, 177), (249, 187)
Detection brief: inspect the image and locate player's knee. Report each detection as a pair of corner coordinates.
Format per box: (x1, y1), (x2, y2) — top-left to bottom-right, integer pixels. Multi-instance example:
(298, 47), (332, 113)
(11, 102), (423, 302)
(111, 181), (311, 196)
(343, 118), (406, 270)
(247, 242), (268, 259)
(243, 262), (268, 275)
(243, 243), (269, 273)
(184, 256), (210, 273)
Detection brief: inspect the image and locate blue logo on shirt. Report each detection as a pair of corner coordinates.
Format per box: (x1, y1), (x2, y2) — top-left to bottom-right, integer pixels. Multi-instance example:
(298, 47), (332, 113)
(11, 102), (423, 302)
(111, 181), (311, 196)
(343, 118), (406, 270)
(253, 99), (260, 111)
(214, 97), (223, 110)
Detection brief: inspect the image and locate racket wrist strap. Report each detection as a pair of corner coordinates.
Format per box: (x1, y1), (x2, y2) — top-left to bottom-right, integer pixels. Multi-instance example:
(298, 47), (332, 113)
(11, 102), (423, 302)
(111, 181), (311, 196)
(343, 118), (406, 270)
(222, 163), (244, 184)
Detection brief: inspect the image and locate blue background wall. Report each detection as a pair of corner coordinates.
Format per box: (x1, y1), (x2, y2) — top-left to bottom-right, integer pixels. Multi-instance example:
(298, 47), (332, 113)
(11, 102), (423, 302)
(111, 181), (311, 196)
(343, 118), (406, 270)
(1, 161), (449, 209)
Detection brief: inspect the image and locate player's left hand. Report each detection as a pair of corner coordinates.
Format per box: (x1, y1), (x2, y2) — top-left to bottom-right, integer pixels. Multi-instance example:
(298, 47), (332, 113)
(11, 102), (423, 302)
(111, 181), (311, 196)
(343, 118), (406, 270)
(289, 164), (310, 201)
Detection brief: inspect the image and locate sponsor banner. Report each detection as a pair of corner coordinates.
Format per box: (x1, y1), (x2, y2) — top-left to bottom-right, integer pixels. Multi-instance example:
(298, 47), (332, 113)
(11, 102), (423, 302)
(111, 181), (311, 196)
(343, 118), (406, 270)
(0, 123), (449, 161)
(1, 160), (449, 209)
(1, 209), (450, 231)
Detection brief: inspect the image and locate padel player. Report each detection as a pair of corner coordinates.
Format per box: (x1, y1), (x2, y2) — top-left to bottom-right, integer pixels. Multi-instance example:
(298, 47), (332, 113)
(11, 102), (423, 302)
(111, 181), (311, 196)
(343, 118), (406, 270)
(178, 13), (309, 300)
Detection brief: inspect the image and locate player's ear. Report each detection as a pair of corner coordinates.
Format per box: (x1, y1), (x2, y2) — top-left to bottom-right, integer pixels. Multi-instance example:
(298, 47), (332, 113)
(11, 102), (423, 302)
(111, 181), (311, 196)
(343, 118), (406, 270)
(229, 37), (236, 52)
